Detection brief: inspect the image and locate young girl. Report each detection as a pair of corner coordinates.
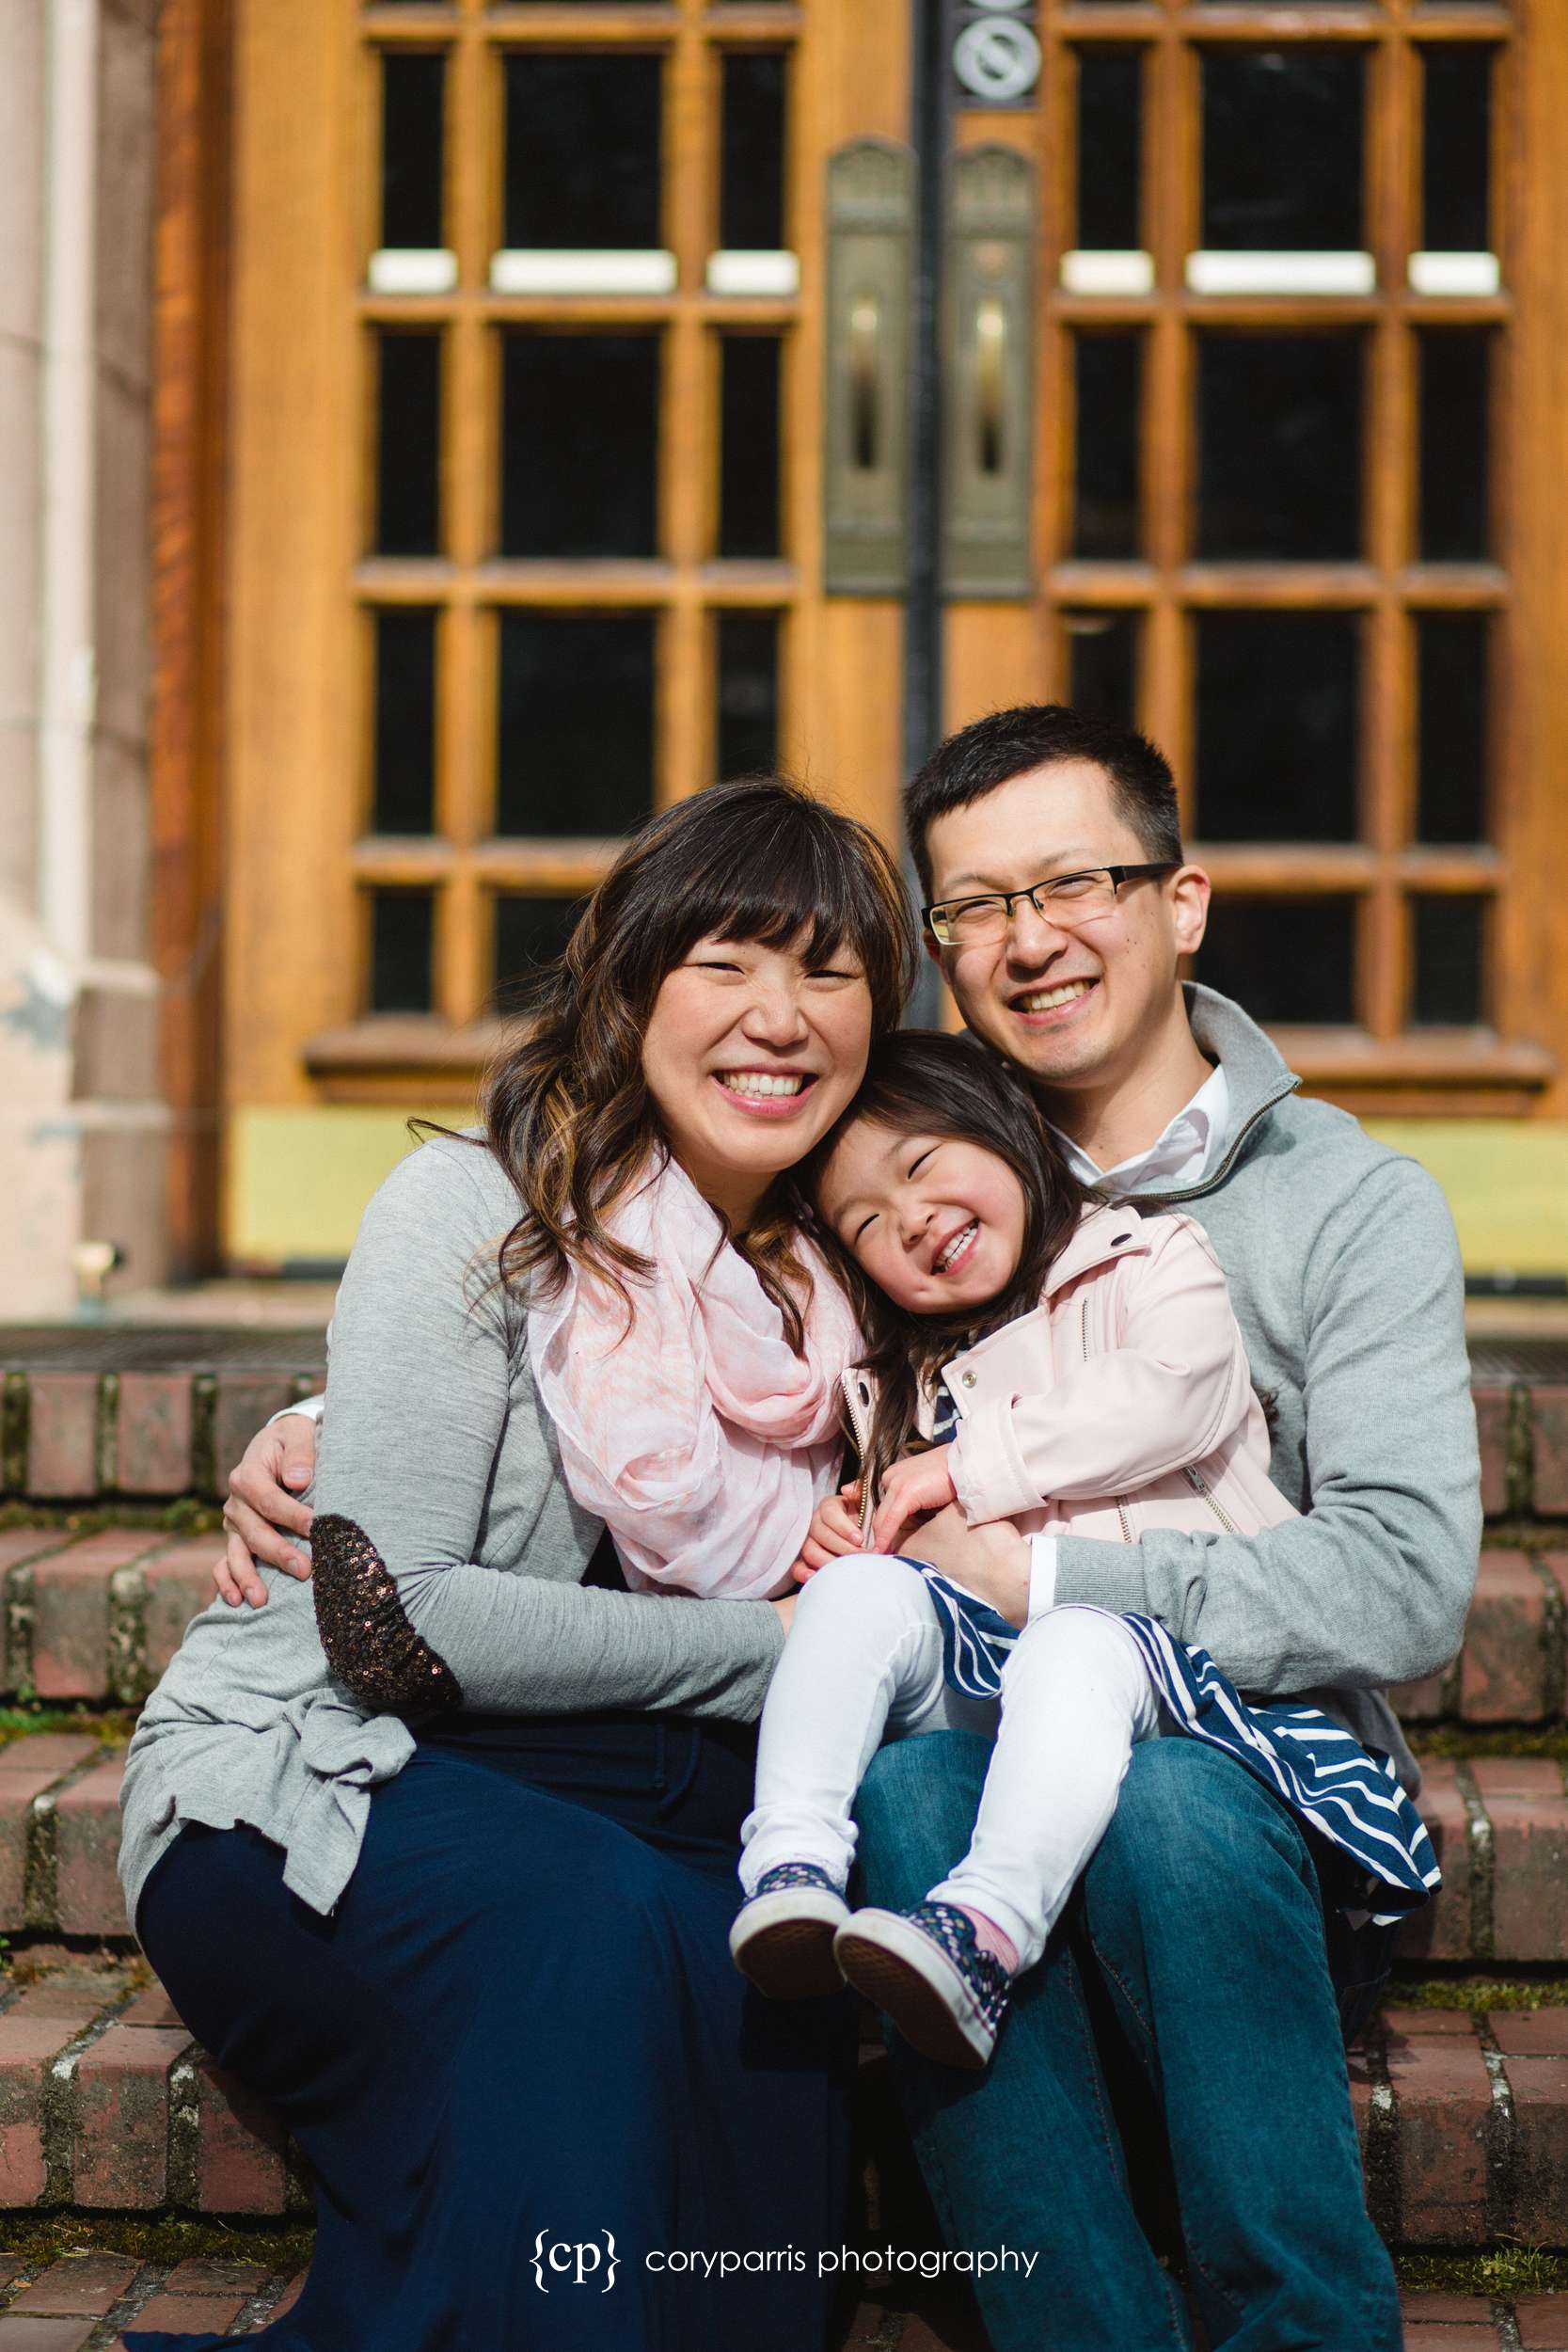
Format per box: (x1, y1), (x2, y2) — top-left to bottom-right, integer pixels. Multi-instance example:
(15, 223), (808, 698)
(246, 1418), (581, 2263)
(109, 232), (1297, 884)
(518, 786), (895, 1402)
(727, 1029), (1438, 2071)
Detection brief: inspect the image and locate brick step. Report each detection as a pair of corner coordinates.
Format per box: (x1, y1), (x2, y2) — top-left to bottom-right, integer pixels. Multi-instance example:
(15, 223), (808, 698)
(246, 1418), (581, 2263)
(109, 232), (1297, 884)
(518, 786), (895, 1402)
(1, 1358), (1564, 1514)
(3, 1528), (1566, 1727)
(0, 2259), (1543, 2352)
(0, 1734), (1566, 1959)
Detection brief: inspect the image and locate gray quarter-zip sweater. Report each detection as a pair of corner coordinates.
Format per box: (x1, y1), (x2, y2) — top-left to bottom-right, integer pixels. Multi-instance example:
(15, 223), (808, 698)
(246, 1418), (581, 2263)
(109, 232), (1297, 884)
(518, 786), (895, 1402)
(1052, 983), (1481, 1789)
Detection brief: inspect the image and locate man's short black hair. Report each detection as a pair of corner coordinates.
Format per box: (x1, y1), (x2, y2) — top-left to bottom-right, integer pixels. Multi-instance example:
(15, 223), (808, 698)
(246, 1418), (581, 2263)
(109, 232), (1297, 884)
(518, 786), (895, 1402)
(904, 704), (1183, 900)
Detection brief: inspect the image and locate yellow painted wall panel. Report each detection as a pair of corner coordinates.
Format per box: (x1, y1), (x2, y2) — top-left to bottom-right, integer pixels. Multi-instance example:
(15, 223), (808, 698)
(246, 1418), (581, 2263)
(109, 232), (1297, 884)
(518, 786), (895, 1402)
(1364, 1120), (1568, 1277)
(229, 1107), (475, 1266)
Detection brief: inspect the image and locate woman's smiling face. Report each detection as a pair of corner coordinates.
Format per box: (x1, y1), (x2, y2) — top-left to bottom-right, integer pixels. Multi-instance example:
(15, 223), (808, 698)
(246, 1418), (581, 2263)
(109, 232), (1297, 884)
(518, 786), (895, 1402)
(815, 1117), (1028, 1316)
(640, 930), (874, 1227)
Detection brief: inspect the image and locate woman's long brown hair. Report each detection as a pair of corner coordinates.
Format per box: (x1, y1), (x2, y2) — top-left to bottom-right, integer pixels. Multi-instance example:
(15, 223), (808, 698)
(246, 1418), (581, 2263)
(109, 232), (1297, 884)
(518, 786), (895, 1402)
(796, 1030), (1085, 1501)
(458, 778), (916, 1346)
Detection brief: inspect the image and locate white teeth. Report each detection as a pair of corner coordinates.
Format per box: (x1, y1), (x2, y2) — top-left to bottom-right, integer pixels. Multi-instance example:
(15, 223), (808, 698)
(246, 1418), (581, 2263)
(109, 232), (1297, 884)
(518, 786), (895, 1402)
(719, 1072), (806, 1098)
(1018, 980), (1092, 1012)
(936, 1221), (977, 1271)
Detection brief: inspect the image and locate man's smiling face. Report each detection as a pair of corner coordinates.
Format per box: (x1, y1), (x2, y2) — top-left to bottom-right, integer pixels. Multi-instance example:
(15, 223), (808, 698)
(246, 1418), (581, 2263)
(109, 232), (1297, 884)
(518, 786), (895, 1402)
(924, 759), (1211, 1097)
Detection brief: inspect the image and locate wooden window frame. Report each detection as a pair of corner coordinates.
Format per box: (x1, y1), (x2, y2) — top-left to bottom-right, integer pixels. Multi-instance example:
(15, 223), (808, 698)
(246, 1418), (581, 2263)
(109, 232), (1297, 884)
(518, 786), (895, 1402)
(946, 0), (1568, 1119)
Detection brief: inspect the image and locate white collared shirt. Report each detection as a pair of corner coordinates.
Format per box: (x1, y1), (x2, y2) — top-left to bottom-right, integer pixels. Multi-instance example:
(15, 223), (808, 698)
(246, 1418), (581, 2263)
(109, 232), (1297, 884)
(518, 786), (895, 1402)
(1026, 1061), (1231, 1619)
(1046, 1061), (1231, 1201)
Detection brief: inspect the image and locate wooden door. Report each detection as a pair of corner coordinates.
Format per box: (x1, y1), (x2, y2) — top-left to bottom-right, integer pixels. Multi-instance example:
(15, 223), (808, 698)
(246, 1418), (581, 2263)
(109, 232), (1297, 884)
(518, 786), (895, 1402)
(942, 0), (1568, 1124)
(218, 0), (913, 1265)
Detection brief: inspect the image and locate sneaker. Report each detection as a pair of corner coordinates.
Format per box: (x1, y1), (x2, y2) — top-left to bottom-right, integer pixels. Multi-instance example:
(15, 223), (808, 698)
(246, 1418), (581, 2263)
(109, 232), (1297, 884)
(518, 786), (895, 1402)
(833, 1901), (1012, 2071)
(730, 1862), (851, 1998)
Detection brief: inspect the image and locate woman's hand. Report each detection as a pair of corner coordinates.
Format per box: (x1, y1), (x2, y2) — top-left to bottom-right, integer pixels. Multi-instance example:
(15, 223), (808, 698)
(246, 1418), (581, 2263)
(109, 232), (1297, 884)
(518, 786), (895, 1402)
(213, 1414), (319, 1609)
(792, 1484), (866, 1580)
(870, 1445), (958, 1554)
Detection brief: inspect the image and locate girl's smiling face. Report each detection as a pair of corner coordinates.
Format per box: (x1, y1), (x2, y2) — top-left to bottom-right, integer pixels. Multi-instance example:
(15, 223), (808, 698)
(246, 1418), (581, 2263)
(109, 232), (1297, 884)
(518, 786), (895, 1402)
(815, 1117), (1028, 1317)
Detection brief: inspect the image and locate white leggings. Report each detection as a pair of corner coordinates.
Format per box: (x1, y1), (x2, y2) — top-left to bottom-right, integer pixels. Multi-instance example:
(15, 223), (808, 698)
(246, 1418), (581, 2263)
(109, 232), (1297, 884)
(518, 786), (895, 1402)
(740, 1553), (1164, 1973)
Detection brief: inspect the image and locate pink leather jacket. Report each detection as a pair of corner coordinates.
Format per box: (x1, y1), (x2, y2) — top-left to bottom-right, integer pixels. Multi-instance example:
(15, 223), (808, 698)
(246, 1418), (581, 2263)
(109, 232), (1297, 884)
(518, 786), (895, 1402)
(845, 1200), (1298, 1548)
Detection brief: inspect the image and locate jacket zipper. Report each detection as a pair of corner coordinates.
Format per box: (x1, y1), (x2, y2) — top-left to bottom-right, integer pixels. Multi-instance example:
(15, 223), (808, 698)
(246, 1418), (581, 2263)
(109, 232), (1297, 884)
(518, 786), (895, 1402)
(1136, 1078), (1297, 1209)
(1183, 1463), (1240, 1534)
(840, 1371), (878, 1545)
(1082, 1299), (1133, 1543)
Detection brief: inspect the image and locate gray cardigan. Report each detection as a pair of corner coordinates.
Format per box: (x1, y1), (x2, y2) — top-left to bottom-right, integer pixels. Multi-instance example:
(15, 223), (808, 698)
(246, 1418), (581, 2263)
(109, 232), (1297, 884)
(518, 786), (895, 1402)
(118, 1136), (786, 1927)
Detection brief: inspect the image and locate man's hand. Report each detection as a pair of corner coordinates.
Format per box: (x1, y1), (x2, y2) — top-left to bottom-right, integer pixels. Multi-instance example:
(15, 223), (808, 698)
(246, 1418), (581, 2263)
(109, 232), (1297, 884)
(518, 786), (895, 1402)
(905, 1505), (1030, 1629)
(213, 1414), (319, 1609)
(793, 1484), (867, 1580)
(870, 1445), (958, 1554)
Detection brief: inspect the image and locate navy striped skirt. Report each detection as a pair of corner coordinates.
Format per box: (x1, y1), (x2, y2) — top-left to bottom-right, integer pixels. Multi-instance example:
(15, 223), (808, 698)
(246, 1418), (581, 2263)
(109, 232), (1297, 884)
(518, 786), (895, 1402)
(917, 1567), (1440, 1928)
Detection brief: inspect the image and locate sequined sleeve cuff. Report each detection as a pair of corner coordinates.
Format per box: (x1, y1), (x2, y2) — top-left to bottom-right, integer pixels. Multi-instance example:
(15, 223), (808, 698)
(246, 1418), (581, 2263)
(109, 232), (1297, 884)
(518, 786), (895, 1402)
(311, 1512), (465, 1718)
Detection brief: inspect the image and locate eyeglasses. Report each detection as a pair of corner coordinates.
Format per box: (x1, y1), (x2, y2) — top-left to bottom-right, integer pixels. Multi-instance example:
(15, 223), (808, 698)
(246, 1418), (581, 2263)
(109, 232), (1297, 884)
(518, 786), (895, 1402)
(923, 864), (1179, 948)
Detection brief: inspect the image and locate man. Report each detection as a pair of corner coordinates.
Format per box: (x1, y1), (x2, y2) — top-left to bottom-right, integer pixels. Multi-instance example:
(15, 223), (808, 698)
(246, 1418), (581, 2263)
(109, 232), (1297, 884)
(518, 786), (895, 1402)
(848, 704), (1479, 2351)
(219, 706), (1478, 2349)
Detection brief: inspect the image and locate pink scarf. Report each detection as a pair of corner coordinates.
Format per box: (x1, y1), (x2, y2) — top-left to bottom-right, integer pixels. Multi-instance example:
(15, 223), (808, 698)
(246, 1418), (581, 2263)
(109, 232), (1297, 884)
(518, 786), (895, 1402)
(526, 1156), (863, 1599)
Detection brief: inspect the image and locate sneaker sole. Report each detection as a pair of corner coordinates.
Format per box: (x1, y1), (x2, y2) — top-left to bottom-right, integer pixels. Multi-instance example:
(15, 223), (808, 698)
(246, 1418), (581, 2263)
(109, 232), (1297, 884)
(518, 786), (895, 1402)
(834, 1912), (995, 2071)
(730, 1890), (848, 2000)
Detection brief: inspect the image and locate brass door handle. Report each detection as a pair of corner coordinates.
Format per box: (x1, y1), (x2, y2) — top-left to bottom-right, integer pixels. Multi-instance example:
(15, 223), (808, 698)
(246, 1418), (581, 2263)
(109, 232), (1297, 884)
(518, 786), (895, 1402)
(974, 295), (1006, 475)
(849, 294), (881, 470)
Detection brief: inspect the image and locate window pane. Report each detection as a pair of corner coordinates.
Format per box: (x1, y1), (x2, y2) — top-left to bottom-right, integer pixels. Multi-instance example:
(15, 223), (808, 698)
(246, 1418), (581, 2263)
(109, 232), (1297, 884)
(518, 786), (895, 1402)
(1196, 897), (1355, 1025)
(1423, 46), (1493, 253)
(716, 612), (779, 779)
(1198, 335), (1362, 560)
(1418, 332), (1490, 563)
(719, 336), (782, 560)
(494, 896), (585, 1009)
(721, 53), (786, 251)
(1202, 50), (1363, 251)
(1412, 897), (1487, 1026)
(380, 51), (445, 250)
(375, 332), (441, 554)
(1196, 612), (1359, 841)
(496, 612), (656, 836)
(1077, 51), (1142, 251)
(1417, 613), (1488, 844)
(1073, 335), (1140, 559)
(503, 55), (661, 249)
(370, 889), (435, 1013)
(500, 333), (658, 558)
(1066, 612), (1137, 726)
(372, 610), (437, 834)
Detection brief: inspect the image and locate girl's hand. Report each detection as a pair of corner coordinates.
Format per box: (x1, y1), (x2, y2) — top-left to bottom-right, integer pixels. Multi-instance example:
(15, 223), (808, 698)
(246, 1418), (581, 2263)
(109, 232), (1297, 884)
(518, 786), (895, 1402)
(871, 1445), (958, 1554)
(796, 1485), (866, 1574)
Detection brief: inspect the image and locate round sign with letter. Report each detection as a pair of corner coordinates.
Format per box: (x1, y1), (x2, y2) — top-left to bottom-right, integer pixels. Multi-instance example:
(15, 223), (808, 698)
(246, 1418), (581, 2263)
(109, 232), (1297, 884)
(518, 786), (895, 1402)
(953, 18), (1041, 104)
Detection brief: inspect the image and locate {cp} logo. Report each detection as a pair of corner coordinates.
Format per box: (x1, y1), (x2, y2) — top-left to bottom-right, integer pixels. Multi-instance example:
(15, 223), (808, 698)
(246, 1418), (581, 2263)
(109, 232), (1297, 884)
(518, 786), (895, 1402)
(531, 2230), (620, 2294)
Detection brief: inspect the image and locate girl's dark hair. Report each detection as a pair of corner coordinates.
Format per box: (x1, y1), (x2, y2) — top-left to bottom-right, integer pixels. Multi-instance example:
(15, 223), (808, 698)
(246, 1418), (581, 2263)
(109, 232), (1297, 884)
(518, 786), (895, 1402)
(469, 778), (917, 1347)
(798, 1029), (1085, 1502)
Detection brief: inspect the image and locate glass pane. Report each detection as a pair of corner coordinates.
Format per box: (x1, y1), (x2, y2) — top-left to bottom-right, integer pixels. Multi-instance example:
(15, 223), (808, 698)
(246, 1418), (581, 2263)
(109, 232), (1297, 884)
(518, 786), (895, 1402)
(721, 53), (786, 250)
(1423, 47), (1493, 253)
(1077, 51), (1142, 251)
(719, 336), (781, 560)
(716, 612), (779, 779)
(375, 332), (441, 555)
(1196, 897), (1355, 1025)
(372, 610), (437, 834)
(500, 333), (658, 559)
(1202, 51), (1363, 250)
(370, 889), (435, 1013)
(1412, 897), (1486, 1025)
(1417, 613), (1488, 844)
(494, 896), (585, 1009)
(503, 55), (661, 249)
(380, 51), (445, 250)
(1198, 334), (1362, 561)
(1066, 612), (1137, 725)
(1196, 612), (1359, 841)
(496, 612), (656, 835)
(1418, 332), (1490, 562)
(1073, 334), (1140, 559)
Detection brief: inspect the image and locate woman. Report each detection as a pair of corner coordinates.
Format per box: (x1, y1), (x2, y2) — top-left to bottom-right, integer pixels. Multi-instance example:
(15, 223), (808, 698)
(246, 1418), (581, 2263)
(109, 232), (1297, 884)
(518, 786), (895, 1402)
(118, 779), (916, 2352)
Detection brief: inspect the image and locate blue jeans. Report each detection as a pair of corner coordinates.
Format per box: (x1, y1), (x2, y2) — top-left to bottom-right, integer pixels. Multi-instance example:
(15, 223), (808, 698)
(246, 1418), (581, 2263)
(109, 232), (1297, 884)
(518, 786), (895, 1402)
(854, 1732), (1402, 2352)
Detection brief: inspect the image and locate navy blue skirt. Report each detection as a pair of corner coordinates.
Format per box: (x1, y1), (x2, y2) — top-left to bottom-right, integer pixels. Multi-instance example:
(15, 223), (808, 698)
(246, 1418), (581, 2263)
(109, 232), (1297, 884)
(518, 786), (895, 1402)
(128, 1712), (855, 2351)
